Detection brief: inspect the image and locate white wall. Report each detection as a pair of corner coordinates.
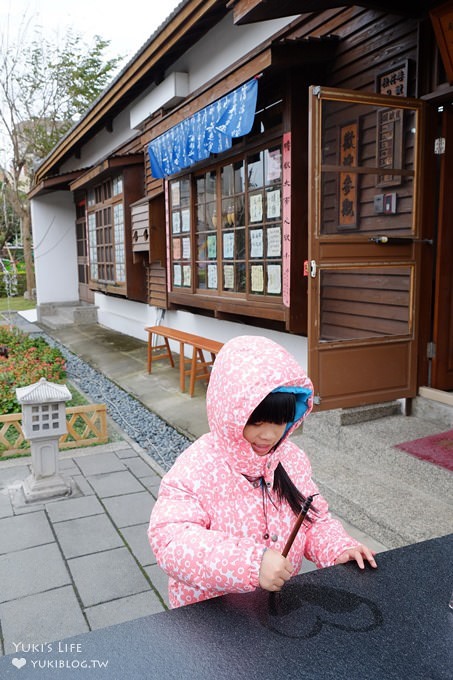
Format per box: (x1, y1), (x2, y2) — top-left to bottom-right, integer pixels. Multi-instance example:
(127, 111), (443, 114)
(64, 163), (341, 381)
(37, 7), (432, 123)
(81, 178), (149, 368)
(168, 13), (299, 93)
(164, 309), (308, 369)
(31, 192), (79, 305)
(94, 293), (308, 370)
(59, 109), (137, 174)
(95, 293), (163, 339)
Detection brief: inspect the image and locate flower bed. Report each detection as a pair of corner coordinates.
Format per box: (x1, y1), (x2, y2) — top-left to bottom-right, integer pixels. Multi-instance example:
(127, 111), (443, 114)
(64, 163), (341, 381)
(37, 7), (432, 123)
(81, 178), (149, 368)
(0, 327), (66, 414)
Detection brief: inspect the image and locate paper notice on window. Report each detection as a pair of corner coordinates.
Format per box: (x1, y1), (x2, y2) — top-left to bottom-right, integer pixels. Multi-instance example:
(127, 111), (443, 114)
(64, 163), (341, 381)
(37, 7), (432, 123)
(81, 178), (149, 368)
(266, 226), (282, 257)
(249, 194), (263, 223)
(208, 264), (218, 289)
(266, 148), (282, 182)
(250, 229), (263, 258)
(171, 182), (180, 208)
(181, 209), (190, 232)
(266, 189), (281, 219)
(172, 238), (181, 260)
(183, 265), (191, 287)
(182, 237), (191, 260)
(207, 234), (217, 259)
(223, 232), (234, 259)
(172, 211), (181, 234)
(173, 264), (182, 286)
(251, 264), (264, 292)
(267, 264), (281, 295)
(223, 264), (234, 289)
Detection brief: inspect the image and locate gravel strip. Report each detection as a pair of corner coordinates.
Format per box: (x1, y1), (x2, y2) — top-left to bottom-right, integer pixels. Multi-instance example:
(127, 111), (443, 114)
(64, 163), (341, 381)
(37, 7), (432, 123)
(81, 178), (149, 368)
(2, 313), (190, 471)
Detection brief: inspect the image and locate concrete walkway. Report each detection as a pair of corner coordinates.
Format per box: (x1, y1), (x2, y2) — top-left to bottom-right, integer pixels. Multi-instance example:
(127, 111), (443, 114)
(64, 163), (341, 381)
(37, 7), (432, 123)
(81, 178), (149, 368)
(0, 440), (169, 656)
(0, 315), (452, 656)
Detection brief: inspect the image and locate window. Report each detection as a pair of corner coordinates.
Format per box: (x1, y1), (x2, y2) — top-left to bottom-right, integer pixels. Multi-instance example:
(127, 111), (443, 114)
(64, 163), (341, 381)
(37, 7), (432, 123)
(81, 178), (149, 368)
(169, 142), (283, 303)
(196, 170), (218, 290)
(170, 177), (191, 288)
(86, 176), (126, 289)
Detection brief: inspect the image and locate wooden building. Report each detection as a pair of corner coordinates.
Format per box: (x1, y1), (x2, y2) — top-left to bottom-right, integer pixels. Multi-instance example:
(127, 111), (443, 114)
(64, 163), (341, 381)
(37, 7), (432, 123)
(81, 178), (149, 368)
(30, 0), (453, 410)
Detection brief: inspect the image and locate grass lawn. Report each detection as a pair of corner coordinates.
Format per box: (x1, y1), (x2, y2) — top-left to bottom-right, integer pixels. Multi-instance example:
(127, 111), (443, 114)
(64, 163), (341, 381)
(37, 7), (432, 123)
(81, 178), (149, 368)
(0, 296), (36, 312)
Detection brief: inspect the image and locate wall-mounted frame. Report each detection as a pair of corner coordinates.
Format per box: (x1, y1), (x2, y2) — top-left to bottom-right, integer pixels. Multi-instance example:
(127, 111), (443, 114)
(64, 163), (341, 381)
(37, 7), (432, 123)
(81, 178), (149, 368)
(376, 60), (409, 97)
(375, 62), (408, 188)
(376, 108), (404, 188)
(430, 1), (453, 84)
(338, 121), (358, 230)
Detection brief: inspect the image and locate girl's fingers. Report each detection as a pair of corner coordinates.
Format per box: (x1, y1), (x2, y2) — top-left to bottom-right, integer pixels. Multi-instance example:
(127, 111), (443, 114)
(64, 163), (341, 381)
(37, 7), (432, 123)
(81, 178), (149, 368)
(354, 551), (365, 569)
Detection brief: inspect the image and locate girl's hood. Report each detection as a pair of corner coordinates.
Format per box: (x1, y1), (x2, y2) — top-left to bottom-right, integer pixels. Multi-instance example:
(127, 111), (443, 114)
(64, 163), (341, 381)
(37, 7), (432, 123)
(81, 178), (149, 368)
(206, 335), (313, 477)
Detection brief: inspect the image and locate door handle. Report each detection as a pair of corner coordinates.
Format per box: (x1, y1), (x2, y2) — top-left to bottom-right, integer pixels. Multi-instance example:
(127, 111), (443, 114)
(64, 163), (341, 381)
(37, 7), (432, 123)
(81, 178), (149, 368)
(369, 236), (413, 245)
(369, 236), (433, 245)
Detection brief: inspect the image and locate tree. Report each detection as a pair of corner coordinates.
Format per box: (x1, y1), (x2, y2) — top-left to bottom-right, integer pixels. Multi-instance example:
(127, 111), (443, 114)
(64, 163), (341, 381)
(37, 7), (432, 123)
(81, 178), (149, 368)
(0, 20), (123, 295)
(0, 174), (20, 250)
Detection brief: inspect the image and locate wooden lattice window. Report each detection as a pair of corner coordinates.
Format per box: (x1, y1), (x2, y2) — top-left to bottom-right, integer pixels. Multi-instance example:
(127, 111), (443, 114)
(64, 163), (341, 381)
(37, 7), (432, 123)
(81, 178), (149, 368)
(87, 175), (125, 289)
(168, 141), (284, 300)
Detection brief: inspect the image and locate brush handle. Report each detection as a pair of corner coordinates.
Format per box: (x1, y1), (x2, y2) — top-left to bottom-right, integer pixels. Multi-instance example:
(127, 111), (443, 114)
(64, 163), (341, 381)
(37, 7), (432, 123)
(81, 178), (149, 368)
(281, 495), (317, 558)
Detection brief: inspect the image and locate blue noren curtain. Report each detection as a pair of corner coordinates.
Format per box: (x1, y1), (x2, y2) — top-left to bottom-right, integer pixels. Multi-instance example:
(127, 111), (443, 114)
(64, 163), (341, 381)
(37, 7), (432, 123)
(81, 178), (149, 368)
(147, 78), (259, 179)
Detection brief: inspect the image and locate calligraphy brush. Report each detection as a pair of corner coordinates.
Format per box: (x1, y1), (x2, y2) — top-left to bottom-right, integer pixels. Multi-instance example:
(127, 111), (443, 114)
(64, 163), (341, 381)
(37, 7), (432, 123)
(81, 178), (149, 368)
(269, 493), (319, 616)
(281, 493), (319, 557)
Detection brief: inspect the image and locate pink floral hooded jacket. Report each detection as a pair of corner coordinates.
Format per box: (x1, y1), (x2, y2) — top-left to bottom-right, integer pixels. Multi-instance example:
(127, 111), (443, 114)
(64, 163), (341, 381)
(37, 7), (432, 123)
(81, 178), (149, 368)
(148, 335), (359, 608)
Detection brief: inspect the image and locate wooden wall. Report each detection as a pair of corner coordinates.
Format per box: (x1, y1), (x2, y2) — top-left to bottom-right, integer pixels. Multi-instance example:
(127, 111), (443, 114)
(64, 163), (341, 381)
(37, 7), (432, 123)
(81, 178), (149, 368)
(288, 7), (418, 95)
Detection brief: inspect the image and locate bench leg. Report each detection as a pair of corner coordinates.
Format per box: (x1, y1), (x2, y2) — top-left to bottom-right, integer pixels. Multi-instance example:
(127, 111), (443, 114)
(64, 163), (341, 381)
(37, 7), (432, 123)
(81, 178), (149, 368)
(208, 352), (216, 380)
(147, 332), (152, 373)
(164, 338), (175, 368)
(179, 341), (186, 392)
(147, 332), (175, 373)
(188, 348), (202, 397)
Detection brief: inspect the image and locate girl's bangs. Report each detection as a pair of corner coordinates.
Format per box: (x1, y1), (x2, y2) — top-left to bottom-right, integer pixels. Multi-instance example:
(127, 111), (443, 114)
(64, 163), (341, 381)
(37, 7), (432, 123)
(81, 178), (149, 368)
(247, 391), (296, 425)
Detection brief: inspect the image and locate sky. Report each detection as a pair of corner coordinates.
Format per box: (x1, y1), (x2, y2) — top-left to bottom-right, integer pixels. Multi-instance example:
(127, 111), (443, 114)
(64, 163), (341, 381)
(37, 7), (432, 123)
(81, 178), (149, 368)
(0, 0), (182, 64)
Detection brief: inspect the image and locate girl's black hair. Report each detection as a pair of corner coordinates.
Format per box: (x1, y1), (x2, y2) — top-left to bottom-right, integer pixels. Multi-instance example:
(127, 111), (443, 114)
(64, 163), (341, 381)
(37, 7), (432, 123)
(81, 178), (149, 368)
(247, 391), (296, 426)
(273, 463), (317, 520)
(247, 391), (317, 520)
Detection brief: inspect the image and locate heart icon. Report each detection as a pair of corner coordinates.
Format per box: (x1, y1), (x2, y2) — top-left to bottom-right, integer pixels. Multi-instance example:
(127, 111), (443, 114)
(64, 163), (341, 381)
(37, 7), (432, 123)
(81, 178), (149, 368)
(12, 658), (27, 669)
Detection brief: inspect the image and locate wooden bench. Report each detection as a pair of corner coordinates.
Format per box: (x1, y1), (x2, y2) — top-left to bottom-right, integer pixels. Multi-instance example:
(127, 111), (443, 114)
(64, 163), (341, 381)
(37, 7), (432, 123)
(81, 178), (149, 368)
(145, 326), (224, 397)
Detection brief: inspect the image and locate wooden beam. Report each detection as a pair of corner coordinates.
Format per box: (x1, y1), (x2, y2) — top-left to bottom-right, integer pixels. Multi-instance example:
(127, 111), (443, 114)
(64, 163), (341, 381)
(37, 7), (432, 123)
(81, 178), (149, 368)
(27, 170), (85, 199)
(69, 154), (143, 191)
(230, 0), (437, 25)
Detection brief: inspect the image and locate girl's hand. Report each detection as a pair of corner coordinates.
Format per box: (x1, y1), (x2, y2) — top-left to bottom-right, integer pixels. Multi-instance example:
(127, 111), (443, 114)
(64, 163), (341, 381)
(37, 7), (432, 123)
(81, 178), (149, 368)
(259, 548), (294, 591)
(335, 544), (377, 570)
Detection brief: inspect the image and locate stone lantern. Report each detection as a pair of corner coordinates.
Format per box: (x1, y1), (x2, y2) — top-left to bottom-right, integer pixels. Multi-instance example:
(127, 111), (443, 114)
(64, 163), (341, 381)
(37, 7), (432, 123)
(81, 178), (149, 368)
(16, 377), (72, 502)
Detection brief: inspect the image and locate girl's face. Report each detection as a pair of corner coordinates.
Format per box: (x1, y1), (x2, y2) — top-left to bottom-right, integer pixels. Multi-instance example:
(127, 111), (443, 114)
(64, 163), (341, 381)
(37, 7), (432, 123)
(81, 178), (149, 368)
(242, 421), (287, 456)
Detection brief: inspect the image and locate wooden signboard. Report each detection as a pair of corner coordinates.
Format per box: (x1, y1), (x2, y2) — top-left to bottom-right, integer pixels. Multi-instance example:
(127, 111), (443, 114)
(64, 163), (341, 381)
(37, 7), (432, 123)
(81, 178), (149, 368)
(338, 122), (358, 229)
(376, 61), (409, 97)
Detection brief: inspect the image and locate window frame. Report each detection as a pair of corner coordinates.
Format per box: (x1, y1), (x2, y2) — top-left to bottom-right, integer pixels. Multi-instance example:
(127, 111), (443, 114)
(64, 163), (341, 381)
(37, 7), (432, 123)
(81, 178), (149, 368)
(86, 175), (127, 295)
(168, 136), (286, 320)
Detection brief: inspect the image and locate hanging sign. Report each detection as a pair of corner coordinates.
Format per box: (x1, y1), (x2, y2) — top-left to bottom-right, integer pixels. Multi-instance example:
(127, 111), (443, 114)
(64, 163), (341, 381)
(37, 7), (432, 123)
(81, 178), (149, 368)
(282, 132), (291, 308)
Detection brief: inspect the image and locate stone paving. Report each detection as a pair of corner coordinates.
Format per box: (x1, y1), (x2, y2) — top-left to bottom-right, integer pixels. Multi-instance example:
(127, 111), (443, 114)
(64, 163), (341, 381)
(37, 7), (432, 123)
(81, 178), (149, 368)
(0, 441), (168, 656)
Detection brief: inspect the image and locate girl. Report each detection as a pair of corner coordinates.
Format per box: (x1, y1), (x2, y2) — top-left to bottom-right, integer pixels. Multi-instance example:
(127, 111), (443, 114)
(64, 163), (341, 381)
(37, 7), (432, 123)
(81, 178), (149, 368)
(148, 335), (376, 608)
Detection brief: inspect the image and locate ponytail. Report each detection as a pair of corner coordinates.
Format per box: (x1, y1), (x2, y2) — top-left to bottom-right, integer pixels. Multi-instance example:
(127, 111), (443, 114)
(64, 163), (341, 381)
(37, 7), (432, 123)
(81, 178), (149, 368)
(273, 462), (317, 521)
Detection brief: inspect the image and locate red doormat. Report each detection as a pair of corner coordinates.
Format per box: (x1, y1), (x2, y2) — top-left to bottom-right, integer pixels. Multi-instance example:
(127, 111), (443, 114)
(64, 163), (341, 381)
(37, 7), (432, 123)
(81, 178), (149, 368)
(395, 430), (453, 471)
